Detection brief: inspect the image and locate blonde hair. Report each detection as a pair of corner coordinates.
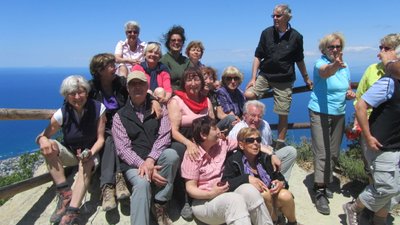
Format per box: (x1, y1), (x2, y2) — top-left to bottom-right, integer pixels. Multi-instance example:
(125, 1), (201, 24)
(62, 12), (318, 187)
(221, 66), (244, 86)
(144, 42), (162, 56)
(237, 127), (261, 142)
(319, 32), (345, 55)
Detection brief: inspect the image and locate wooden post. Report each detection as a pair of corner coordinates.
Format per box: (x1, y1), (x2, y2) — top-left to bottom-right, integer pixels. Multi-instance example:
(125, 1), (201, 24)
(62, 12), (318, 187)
(0, 108), (55, 120)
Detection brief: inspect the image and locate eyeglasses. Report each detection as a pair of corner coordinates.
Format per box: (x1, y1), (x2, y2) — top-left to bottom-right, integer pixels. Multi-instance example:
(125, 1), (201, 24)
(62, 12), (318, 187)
(126, 30), (139, 34)
(327, 45), (342, 50)
(225, 76), (240, 81)
(379, 45), (392, 51)
(244, 137), (262, 144)
(185, 76), (201, 83)
(68, 90), (86, 97)
(171, 38), (182, 43)
(271, 14), (283, 18)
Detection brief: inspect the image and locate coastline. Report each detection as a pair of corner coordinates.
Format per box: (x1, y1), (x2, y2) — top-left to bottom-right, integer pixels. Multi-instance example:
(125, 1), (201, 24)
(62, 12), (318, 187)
(0, 153), (44, 177)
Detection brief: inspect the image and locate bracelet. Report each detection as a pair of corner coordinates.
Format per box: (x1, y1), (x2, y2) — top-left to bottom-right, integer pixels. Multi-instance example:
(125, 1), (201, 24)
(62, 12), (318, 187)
(302, 74), (309, 78)
(35, 135), (46, 144)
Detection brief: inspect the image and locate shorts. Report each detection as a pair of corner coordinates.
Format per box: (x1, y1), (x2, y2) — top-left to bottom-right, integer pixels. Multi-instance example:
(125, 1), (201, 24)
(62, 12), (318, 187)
(53, 140), (100, 171)
(248, 75), (293, 115)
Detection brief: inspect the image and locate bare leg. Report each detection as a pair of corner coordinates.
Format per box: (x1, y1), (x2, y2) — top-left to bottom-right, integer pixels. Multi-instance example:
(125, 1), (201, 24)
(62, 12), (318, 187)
(44, 142), (67, 185)
(118, 65), (129, 77)
(275, 189), (296, 223)
(69, 160), (94, 208)
(261, 189), (277, 221)
(278, 114), (288, 140)
(244, 90), (257, 100)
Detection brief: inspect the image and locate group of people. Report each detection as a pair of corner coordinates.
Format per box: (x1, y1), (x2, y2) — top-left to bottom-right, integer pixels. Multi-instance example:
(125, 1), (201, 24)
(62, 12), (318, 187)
(34, 2), (400, 225)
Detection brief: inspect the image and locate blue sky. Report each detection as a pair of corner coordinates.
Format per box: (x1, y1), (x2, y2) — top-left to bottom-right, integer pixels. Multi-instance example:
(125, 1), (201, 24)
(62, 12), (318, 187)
(1, 0), (399, 74)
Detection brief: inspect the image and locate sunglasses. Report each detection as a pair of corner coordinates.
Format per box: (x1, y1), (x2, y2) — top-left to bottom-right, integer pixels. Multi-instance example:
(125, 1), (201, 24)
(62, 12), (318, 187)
(225, 76), (240, 81)
(271, 14), (283, 18)
(244, 137), (262, 144)
(327, 45), (342, 50)
(126, 30), (139, 34)
(379, 45), (392, 51)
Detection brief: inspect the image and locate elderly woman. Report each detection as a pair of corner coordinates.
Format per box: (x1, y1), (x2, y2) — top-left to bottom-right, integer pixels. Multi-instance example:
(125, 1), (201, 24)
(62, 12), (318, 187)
(88, 53), (131, 211)
(160, 25), (190, 90)
(114, 21), (146, 77)
(223, 128), (301, 225)
(216, 66), (246, 132)
(132, 42), (172, 103)
(167, 67), (214, 219)
(185, 40), (205, 68)
(181, 117), (272, 225)
(36, 75), (106, 224)
(308, 32), (355, 215)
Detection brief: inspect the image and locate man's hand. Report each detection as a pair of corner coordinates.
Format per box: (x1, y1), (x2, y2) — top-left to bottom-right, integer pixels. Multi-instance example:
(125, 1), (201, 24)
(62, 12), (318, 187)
(303, 76), (313, 90)
(271, 155), (281, 172)
(139, 158), (156, 181)
(246, 78), (256, 89)
(152, 165), (167, 187)
(366, 135), (383, 151)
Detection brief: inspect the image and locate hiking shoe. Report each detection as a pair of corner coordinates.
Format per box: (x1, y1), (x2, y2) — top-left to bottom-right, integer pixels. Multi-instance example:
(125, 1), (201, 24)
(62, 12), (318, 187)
(115, 172), (130, 200)
(315, 189), (330, 215)
(325, 188), (333, 199)
(102, 184), (117, 211)
(59, 210), (80, 225)
(180, 202), (193, 221)
(152, 203), (173, 225)
(274, 140), (287, 150)
(343, 202), (359, 225)
(50, 189), (72, 223)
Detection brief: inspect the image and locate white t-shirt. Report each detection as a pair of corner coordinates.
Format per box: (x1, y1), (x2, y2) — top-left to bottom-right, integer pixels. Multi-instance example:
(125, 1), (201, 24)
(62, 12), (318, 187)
(53, 103), (106, 125)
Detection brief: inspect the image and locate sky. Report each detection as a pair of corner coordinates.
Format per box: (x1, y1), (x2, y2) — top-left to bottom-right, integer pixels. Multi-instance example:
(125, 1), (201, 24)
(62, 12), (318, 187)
(1, 0), (399, 74)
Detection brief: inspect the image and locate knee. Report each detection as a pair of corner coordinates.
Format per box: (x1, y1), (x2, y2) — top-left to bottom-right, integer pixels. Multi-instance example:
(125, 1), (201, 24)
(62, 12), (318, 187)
(236, 183), (263, 201)
(277, 189), (294, 204)
(244, 90), (256, 100)
(162, 148), (180, 164)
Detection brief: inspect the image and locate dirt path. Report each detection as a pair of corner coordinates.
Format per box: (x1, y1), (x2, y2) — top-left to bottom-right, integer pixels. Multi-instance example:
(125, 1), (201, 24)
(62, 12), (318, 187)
(0, 163), (398, 225)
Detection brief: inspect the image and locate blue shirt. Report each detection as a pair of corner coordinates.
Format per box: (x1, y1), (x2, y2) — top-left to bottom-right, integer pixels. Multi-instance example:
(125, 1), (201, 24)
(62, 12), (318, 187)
(362, 76), (395, 108)
(308, 55), (351, 115)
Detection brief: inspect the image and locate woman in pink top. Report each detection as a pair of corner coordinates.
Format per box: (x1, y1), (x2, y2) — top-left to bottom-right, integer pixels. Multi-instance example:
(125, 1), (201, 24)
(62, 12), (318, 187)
(131, 42), (172, 103)
(114, 21), (146, 77)
(181, 116), (272, 225)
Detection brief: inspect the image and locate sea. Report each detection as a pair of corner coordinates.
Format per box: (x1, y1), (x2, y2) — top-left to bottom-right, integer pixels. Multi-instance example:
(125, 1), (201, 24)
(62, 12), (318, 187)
(0, 67), (363, 160)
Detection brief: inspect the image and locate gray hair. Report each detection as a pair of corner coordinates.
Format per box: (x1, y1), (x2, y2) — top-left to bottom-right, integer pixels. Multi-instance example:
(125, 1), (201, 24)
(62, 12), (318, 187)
(60, 75), (91, 98)
(243, 100), (266, 117)
(124, 20), (140, 32)
(274, 4), (292, 21)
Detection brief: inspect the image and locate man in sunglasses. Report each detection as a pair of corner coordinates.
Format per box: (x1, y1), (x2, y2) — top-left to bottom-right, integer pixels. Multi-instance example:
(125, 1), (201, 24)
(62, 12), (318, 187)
(245, 4), (312, 150)
(228, 100), (297, 182)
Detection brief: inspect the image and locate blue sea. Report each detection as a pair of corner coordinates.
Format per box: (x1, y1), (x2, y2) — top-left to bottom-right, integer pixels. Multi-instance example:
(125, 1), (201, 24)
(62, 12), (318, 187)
(0, 67), (363, 160)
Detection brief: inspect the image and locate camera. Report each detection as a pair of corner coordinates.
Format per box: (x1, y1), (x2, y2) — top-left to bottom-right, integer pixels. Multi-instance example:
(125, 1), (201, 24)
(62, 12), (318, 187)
(80, 148), (90, 159)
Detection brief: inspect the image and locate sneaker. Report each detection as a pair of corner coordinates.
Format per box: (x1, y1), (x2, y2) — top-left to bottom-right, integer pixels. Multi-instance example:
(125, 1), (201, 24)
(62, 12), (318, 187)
(115, 173), (130, 200)
(180, 202), (193, 221)
(102, 184), (117, 211)
(59, 210), (80, 225)
(315, 189), (330, 215)
(152, 203), (173, 225)
(50, 189), (72, 223)
(343, 202), (359, 225)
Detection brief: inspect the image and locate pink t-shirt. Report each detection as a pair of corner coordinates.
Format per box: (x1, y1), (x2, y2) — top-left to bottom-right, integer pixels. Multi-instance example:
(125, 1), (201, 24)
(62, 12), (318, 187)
(115, 39), (146, 70)
(131, 64), (172, 93)
(181, 138), (237, 191)
(171, 95), (210, 127)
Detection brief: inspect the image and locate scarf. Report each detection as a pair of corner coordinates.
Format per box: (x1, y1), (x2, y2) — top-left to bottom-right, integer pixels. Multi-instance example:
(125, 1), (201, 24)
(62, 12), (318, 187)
(140, 61), (169, 91)
(174, 90), (208, 114)
(242, 155), (271, 187)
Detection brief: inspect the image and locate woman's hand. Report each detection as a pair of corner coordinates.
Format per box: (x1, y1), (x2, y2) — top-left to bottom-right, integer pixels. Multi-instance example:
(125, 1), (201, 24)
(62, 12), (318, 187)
(151, 100), (162, 119)
(76, 148), (93, 163)
(346, 89), (356, 100)
(39, 137), (57, 157)
(249, 176), (268, 192)
(186, 141), (200, 161)
(270, 180), (284, 195)
(333, 52), (346, 69)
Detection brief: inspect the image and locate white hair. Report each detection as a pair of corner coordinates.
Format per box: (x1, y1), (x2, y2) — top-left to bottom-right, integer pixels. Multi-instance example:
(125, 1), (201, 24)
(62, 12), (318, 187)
(59, 75), (90, 98)
(124, 20), (140, 32)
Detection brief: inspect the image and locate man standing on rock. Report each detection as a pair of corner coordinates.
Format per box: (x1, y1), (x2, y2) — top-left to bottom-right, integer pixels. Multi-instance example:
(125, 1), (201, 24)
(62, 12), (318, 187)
(244, 4), (313, 150)
(344, 48), (400, 225)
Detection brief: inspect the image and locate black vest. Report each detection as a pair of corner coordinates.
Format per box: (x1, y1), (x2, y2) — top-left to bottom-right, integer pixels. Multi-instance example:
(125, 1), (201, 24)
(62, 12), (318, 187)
(369, 76), (400, 151)
(62, 99), (101, 153)
(117, 96), (161, 169)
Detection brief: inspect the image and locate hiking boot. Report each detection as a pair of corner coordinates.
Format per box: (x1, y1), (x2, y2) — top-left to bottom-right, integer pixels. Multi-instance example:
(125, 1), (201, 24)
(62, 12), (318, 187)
(115, 172), (130, 200)
(343, 202), (359, 225)
(358, 208), (373, 225)
(325, 188), (333, 199)
(180, 202), (193, 221)
(274, 140), (286, 150)
(50, 188), (72, 223)
(315, 189), (330, 215)
(152, 203), (173, 225)
(59, 209), (80, 225)
(102, 184), (117, 211)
